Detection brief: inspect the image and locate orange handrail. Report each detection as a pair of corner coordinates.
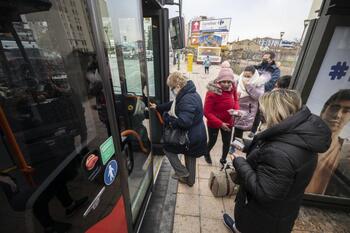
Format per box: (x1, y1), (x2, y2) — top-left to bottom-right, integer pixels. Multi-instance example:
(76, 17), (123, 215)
(0, 105), (35, 186)
(121, 130), (149, 154)
(155, 110), (164, 125)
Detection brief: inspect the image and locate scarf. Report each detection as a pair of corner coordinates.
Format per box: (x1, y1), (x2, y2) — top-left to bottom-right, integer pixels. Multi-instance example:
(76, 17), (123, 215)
(237, 71), (266, 98)
(169, 98), (177, 118)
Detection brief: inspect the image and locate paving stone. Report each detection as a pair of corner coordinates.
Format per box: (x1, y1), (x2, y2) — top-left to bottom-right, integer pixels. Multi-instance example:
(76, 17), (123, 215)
(175, 193), (200, 216)
(199, 195), (225, 219)
(173, 214), (200, 233)
(201, 217), (231, 233)
(198, 165), (218, 179)
(222, 196), (235, 214)
(199, 179), (213, 196)
(177, 178), (199, 195)
(197, 156), (209, 166)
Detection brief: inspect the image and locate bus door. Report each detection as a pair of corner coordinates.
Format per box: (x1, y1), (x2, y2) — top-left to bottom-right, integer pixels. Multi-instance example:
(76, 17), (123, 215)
(90, 0), (154, 228)
(0, 1), (128, 233)
(142, 1), (170, 156)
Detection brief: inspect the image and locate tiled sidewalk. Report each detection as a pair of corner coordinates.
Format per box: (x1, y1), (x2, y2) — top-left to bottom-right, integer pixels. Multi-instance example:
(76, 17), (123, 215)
(171, 62), (234, 233)
(173, 150), (235, 233)
(169, 62), (350, 233)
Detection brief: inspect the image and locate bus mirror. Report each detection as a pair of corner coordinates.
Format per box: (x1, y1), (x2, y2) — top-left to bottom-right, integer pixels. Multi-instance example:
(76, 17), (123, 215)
(169, 16), (185, 49)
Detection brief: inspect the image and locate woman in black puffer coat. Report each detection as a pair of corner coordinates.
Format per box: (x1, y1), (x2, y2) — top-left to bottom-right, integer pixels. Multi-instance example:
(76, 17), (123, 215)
(223, 89), (331, 233)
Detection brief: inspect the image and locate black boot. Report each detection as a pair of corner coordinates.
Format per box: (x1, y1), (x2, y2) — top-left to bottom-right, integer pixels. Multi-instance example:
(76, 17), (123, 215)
(204, 155), (212, 164)
(220, 158), (227, 167)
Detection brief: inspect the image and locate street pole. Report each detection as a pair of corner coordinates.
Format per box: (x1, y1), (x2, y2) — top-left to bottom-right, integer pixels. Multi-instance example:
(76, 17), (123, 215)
(165, 0), (183, 71)
(177, 0), (182, 71)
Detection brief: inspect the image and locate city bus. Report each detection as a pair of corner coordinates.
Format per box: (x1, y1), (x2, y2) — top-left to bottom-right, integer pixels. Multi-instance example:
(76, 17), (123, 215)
(0, 0), (169, 232)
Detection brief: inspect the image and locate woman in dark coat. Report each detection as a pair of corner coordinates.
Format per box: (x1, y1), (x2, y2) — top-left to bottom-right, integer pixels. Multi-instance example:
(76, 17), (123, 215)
(150, 72), (207, 187)
(223, 89), (331, 233)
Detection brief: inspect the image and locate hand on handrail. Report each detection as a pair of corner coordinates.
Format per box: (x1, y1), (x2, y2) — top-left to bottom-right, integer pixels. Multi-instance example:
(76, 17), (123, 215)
(149, 102), (164, 125)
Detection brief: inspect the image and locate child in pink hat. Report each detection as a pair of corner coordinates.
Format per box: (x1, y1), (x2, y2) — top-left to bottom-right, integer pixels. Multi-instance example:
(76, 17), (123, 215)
(204, 61), (239, 165)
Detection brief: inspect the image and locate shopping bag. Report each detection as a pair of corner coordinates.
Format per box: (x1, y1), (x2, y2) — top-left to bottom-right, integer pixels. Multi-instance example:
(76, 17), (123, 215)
(208, 164), (237, 197)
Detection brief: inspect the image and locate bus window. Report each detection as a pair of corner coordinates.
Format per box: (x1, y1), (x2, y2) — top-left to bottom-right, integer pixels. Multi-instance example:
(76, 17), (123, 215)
(144, 17), (155, 97)
(97, 0), (153, 224)
(0, 2), (124, 232)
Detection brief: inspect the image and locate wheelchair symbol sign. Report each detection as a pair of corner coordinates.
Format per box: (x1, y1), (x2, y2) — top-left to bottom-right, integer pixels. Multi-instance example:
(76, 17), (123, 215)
(104, 160), (118, 186)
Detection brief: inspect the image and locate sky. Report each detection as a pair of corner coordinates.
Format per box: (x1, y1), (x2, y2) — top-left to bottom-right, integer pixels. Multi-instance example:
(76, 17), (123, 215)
(167, 0), (314, 42)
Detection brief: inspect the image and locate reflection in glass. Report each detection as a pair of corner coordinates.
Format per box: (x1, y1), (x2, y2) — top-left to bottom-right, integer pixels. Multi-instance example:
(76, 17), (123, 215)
(102, 17), (121, 94)
(0, 2), (120, 232)
(100, 0), (153, 223)
(144, 17), (155, 97)
(106, 1), (143, 96)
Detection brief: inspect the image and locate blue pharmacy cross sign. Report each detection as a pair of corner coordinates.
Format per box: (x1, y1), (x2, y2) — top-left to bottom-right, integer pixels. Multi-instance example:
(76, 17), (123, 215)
(104, 160), (118, 186)
(329, 61), (349, 80)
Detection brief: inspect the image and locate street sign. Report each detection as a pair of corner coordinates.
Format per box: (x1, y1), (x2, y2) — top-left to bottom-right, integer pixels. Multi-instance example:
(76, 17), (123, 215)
(199, 18), (231, 33)
(100, 136), (115, 165)
(104, 159), (118, 186)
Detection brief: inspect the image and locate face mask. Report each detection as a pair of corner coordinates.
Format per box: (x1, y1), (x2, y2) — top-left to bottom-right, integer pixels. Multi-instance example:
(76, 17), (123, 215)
(243, 77), (251, 82)
(262, 59), (268, 65)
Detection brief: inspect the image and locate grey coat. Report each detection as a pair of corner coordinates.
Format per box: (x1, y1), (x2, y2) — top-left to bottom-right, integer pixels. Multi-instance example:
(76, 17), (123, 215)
(235, 83), (264, 130)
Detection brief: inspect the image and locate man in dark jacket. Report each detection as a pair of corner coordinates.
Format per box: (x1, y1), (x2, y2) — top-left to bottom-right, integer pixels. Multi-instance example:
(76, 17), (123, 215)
(249, 51), (281, 138)
(223, 90), (331, 233)
(151, 74), (207, 186)
(255, 51), (281, 92)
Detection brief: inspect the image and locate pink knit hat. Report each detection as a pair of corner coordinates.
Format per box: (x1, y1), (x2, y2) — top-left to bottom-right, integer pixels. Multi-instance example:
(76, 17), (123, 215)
(215, 61), (235, 83)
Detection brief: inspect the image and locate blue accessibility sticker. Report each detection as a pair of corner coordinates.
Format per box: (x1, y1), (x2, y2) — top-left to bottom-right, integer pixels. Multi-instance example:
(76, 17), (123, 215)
(104, 159), (118, 186)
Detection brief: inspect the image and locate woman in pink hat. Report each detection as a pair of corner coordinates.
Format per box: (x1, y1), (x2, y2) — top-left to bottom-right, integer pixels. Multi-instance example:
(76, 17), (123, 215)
(204, 61), (239, 165)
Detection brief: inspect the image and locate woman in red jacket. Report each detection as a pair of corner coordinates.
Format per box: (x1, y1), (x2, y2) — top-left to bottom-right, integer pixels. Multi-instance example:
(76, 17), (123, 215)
(204, 61), (239, 165)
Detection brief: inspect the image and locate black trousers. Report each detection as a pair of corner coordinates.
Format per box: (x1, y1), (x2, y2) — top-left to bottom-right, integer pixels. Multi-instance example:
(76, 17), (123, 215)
(233, 127), (244, 139)
(251, 108), (261, 134)
(207, 127), (232, 161)
(204, 66), (209, 74)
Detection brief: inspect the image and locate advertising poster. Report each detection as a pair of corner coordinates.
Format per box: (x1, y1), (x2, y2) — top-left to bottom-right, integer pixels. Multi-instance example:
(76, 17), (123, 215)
(199, 34), (222, 47)
(304, 27), (350, 199)
(199, 18), (231, 33)
(197, 47), (221, 63)
(191, 21), (200, 33)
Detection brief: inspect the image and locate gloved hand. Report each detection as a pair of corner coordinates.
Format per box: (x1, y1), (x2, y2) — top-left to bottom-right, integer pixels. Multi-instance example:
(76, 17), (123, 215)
(163, 112), (177, 127)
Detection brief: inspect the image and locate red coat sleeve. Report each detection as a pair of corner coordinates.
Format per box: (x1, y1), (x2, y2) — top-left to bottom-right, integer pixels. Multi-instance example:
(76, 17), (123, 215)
(204, 92), (223, 128)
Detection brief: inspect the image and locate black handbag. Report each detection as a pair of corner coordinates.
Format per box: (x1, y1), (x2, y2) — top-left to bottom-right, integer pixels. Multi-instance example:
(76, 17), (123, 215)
(163, 125), (189, 148)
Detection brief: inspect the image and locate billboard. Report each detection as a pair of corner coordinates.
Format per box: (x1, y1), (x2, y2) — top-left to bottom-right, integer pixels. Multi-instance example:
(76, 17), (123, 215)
(198, 34), (222, 47)
(197, 46), (221, 63)
(216, 32), (229, 46)
(191, 21), (200, 33)
(199, 18), (231, 32)
(190, 36), (199, 45)
(304, 27), (350, 199)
